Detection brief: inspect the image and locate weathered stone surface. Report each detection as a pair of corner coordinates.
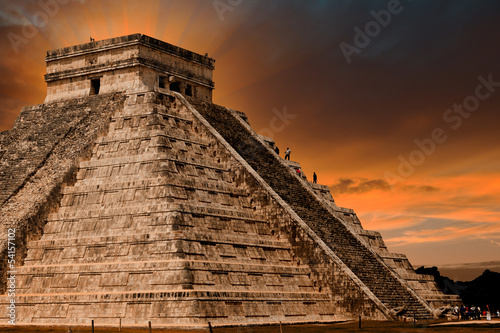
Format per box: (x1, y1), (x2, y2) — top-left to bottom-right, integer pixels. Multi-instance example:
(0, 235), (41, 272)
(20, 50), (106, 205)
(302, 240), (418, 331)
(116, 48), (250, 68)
(0, 93), (125, 294)
(44, 34), (214, 103)
(0, 34), (459, 329)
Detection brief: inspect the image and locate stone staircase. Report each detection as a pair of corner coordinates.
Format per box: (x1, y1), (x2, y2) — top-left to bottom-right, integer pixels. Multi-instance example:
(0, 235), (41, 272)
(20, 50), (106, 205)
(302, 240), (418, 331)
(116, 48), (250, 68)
(188, 99), (435, 319)
(305, 181), (461, 309)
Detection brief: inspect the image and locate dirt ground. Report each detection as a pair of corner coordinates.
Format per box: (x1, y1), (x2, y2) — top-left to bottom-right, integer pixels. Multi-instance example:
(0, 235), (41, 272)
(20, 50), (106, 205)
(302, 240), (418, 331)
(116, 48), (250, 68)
(1, 320), (500, 333)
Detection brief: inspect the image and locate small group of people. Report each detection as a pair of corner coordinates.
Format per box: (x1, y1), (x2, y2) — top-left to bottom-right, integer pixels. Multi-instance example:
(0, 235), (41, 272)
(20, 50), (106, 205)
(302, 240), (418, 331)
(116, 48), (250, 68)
(453, 304), (498, 321)
(274, 146), (292, 160)
(274, 145), (317, 183)
(275, 146), (292, 161)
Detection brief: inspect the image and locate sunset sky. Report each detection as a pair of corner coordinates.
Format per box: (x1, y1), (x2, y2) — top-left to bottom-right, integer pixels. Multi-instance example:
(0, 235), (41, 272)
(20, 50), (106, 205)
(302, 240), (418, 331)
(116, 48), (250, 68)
(1, 0), (499, 280)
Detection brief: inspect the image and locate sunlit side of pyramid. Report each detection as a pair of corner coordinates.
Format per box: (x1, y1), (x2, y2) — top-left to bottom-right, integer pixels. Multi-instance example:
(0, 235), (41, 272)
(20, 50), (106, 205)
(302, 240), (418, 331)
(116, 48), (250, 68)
(0, 34), (460, 329)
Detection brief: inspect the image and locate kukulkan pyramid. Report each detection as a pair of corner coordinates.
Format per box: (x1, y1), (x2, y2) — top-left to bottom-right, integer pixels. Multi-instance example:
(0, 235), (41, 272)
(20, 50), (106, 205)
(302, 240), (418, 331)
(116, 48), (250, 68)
(0, 34), (459, 329)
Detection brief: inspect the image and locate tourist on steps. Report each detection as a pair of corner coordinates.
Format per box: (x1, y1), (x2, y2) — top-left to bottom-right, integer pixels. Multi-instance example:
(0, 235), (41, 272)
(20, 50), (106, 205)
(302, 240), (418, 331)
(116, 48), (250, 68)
(313, 172), (317, 183)
(275, 146), (280, 156)
(284, 148), (291, 160)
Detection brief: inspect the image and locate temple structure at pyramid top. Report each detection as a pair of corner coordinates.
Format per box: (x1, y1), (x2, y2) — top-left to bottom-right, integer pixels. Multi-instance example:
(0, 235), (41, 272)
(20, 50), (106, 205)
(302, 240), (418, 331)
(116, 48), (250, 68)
(0, 34), (460, 329)
(44, 33), (215, 102)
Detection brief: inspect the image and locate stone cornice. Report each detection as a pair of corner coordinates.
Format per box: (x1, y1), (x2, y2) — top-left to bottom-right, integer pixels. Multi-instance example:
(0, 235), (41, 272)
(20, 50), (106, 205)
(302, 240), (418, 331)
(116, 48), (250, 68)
(46, 34), (215, 69)
(44, 57), (215, 89)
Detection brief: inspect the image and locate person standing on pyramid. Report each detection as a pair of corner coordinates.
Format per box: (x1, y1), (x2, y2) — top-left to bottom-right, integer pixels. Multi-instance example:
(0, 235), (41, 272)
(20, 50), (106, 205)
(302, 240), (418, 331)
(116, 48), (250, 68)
(313, 172), (317, 183)
(284, 147), (291, 160)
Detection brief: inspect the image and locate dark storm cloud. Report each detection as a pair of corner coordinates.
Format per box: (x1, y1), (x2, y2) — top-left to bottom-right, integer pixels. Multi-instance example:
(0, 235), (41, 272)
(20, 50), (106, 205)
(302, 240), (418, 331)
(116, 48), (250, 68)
(329, 177), (439, 194)
(233, 0), (500, 66)
(218, 0), (500, 159)
(330, 177), (391, 194)
(400, 184), (439, 193)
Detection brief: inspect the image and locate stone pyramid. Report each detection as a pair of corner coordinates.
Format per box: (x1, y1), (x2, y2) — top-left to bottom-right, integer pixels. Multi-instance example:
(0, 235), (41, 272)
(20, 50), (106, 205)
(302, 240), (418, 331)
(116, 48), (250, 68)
(0, 34), (459, 329)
